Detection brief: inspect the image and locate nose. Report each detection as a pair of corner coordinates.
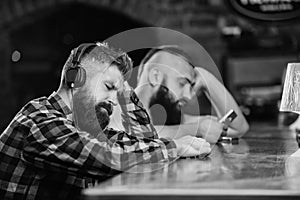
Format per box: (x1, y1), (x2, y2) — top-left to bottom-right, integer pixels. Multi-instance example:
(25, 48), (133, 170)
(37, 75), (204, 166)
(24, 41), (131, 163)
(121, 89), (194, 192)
(182, 85), (193, 102)
(108, 92), (118, 106)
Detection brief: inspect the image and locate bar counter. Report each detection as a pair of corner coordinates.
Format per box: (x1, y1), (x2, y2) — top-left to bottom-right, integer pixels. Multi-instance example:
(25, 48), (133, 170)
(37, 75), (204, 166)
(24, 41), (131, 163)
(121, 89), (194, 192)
(83, 122), (300, 200)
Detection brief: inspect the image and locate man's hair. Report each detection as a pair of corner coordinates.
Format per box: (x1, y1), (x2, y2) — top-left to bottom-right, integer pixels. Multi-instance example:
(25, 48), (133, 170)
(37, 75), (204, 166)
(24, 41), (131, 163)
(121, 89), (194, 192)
(137, 45), (195, 81)
(60, 42), (132, 88)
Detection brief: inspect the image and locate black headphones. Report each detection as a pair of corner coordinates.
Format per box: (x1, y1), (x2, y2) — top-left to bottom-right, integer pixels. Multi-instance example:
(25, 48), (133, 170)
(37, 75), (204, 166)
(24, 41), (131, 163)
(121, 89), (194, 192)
(65, 43), (98, 88)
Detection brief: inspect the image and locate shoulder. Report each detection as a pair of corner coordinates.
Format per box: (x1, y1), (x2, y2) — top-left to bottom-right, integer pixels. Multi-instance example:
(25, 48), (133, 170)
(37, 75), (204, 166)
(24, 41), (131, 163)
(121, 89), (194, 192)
(21, 97), (66, 124)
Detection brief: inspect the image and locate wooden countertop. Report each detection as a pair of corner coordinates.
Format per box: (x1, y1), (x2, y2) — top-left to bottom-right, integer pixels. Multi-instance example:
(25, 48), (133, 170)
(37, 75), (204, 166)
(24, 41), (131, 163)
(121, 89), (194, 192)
(83, 122), (300, 200)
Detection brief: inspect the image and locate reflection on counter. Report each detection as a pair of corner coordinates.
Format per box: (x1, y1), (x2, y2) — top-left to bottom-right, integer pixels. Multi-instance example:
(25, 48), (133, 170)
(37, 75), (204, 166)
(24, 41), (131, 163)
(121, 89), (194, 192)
(95, 134), (299, 190)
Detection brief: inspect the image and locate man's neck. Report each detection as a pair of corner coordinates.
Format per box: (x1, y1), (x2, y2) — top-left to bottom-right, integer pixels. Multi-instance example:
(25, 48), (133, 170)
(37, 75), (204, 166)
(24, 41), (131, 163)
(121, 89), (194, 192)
(57, 88), (72, 111)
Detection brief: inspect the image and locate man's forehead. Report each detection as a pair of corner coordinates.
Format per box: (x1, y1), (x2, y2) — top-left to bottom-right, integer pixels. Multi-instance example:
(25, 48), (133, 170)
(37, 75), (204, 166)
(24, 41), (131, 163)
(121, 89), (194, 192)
(152, 51), (194, 79)
(106, 65), (123, 80)
(92, 64), (123, 88)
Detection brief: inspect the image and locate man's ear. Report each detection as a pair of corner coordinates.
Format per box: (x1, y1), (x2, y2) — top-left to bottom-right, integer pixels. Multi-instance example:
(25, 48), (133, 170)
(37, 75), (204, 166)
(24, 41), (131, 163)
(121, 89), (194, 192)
(148, 68), (163, 87)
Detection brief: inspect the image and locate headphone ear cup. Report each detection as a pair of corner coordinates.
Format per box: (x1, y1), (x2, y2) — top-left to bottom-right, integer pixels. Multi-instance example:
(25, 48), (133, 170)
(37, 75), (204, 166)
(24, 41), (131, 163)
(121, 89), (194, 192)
(65, 66), (86, 88)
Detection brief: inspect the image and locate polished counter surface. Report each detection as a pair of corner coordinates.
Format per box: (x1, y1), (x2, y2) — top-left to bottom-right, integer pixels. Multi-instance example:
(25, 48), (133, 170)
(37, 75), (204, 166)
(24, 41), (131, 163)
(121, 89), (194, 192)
(83, 122), (300, 200)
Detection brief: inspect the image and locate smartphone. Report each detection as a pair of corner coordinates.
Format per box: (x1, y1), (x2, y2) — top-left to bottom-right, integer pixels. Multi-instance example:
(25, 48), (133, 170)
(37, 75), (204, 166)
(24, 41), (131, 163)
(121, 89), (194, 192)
(218, 109), (238, 138)
(219, 109), (237, 124)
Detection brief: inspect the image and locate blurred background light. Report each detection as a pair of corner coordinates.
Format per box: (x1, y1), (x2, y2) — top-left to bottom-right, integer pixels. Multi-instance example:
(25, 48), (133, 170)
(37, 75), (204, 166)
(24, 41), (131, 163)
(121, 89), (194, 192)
(11, 50), (21, 62)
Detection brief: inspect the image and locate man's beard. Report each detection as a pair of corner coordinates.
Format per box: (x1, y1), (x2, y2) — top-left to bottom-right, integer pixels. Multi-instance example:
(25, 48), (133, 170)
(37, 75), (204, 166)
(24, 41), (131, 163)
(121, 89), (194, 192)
(72, 89), (113, 136)
(149, 83), (182, 125)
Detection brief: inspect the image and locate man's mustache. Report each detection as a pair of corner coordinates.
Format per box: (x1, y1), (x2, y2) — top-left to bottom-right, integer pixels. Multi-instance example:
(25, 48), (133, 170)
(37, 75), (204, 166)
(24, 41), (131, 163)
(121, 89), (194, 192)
(96, 101), (113, 116)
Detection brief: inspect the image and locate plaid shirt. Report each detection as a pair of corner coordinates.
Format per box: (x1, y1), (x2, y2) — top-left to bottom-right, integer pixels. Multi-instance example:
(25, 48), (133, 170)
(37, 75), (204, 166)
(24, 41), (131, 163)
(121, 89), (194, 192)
(0, 88), (177, 200)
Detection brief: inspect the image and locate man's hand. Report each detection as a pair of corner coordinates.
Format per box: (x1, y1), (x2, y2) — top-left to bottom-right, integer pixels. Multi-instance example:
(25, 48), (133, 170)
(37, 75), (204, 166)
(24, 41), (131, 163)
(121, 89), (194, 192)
(192, 67), (208, 96)
(173, 136), (211, 157)
(198, 116), (223, 144)
(122, 81), (131, 92)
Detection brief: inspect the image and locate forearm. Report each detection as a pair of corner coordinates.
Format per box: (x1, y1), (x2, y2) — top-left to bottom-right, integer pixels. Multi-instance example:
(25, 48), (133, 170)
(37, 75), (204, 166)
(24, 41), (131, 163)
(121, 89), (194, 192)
(183, 114), (246, 142)
(23, 120), (177, 177)
(204, 88), (249, 135)
(199, 68), (249, 135)
(155, 124), (198, 139)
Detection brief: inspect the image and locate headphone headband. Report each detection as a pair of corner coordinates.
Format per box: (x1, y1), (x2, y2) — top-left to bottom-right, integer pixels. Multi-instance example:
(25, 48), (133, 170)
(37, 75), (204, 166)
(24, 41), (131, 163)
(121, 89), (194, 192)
(66, 42), (132, 88)
(71, 43), (98, 67)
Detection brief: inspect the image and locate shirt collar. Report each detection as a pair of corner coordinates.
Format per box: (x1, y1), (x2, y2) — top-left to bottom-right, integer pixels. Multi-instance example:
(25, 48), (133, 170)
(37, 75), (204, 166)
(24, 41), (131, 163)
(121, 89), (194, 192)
(48, 92), (73, 121)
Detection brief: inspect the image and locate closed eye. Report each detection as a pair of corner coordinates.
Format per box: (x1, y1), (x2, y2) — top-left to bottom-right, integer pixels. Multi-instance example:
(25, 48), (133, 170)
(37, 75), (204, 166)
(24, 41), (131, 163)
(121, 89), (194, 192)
(178, 79), (188, 88)
(105, 83), (114, 90)
(178, 77), (194, 88)
(179, 82), (185, 87)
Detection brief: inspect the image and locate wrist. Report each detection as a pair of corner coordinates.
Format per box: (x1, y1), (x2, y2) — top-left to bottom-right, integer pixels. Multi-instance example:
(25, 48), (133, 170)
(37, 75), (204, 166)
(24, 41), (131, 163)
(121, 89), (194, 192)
(160, 138), (178, 160)
(221, 122), (229, 137)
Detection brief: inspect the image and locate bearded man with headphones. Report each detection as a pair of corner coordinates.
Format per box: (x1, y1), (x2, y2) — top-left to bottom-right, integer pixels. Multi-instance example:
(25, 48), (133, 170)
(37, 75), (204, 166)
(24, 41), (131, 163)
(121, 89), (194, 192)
(0, 42), (210, 200)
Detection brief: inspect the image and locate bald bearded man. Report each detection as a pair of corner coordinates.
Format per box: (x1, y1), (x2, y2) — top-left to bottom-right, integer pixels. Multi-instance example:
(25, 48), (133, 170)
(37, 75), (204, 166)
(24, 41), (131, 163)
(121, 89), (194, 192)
(110, 46), (249, 143)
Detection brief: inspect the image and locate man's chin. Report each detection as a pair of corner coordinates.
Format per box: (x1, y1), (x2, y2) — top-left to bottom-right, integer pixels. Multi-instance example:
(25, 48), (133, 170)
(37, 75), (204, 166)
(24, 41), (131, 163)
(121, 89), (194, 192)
(77, 117), (110, 134)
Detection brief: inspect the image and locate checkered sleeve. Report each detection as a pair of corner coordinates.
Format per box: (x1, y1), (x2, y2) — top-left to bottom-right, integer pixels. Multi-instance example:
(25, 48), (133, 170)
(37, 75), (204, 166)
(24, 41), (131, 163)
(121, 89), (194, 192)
(117, 86), (177, 159)
(22, 115), (177, 178)
(118, 88), (157, 138)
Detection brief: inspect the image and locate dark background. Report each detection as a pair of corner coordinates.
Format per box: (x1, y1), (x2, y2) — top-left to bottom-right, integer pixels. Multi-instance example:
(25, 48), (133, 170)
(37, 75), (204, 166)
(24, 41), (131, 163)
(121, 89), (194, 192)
(1, 0), (300, 131)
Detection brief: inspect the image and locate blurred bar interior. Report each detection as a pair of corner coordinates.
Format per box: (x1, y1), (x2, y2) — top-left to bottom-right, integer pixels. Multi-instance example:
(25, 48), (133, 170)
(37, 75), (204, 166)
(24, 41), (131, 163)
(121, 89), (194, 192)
(1, 0), (300, 131)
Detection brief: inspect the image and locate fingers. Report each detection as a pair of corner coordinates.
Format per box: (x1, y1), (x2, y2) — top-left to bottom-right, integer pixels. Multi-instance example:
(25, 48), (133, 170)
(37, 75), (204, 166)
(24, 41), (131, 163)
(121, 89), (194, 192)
(192, 68), (204, 94)
(200, 144), (211, 154)
(175, 136), (212, 157)
(182, 142), (211, 157)
(190, 137), (211, 154)
(196, 138), (211, 150)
